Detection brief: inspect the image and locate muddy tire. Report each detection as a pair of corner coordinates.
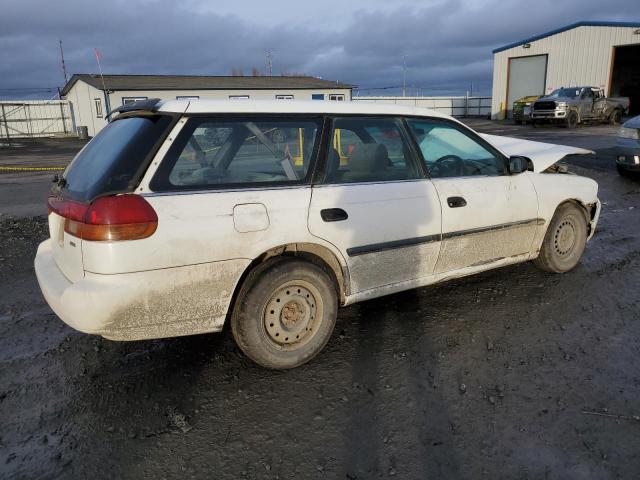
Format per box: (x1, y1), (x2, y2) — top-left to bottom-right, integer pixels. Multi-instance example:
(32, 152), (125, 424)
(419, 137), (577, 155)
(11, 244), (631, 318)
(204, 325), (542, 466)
(533, 203), (588, 273)
(565, 111), (578, 129)
(231, 258), (338, 369)
(609, 109), (622, 126)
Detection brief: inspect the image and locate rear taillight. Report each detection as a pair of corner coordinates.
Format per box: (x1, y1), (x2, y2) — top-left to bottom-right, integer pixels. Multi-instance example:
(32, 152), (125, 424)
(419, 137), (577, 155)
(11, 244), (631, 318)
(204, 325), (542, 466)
(48, 194), (158, 241)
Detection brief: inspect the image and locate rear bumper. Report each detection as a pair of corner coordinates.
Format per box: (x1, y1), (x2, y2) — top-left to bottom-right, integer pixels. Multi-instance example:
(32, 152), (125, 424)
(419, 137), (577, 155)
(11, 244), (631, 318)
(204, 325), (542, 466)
(35, 239), (249, 341)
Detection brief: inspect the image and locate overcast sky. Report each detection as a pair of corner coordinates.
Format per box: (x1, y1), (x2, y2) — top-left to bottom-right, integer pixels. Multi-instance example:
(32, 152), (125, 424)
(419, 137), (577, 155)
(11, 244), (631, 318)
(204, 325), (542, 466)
(1, 0), (638, 98)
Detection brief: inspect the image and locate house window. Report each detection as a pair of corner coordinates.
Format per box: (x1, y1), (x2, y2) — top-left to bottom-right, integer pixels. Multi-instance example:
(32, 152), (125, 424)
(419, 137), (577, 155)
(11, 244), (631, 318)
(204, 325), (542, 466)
(311, 94), (325, 100)
(94, 98), (103, 117)
(276, 94), (294, 100)
(229, 95), (250, 100)
(329, 94), (345, 101)
(122, 97), (148, 105)
(176, 96), (200, 100)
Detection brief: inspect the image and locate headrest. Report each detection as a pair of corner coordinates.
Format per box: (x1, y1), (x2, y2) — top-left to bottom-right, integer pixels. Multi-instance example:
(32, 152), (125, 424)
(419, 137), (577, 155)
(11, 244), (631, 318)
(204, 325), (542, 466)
(348, 143), (389, 173)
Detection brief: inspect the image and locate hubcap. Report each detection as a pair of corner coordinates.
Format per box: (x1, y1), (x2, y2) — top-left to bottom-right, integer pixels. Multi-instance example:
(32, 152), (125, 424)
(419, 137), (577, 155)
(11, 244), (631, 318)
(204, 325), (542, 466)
(554, 219), (576, 256)
(264, 281), (320, 347)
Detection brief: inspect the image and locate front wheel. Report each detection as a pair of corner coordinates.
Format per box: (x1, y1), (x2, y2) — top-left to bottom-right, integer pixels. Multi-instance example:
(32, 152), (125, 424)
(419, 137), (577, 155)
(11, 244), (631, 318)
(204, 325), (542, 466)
(231, 258), (338, 369)
(533, 203), (588, 273)
(565, 111), (578, 128)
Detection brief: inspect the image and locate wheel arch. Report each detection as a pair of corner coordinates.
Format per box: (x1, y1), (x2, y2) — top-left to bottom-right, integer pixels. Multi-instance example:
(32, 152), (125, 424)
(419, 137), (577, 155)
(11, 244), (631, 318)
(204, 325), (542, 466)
(553, 198), (595, 235)
(226, 243), (350, 326)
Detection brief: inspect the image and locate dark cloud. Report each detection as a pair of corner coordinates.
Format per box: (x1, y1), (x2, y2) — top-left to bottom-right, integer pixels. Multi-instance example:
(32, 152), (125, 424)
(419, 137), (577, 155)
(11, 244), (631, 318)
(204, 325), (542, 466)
(1, 0), (638, 98)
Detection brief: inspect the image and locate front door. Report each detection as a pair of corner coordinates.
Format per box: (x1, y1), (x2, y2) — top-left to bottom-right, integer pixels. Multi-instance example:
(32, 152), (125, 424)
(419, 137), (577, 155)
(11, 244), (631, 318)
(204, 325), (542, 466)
(308, 116), (442, 294)
(406, 118), (538, 273)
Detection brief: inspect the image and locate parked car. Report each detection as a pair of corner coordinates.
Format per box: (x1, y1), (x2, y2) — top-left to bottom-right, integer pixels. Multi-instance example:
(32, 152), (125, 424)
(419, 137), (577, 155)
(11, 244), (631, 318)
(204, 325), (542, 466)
(531, 87), (629, 128)
(35, 99), (601, 369)
(513, 95), (541, 124)
(616, 115), (640, 176)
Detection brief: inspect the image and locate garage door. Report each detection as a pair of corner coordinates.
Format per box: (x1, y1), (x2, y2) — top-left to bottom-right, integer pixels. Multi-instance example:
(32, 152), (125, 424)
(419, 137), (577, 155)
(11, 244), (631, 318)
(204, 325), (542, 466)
(506, 55), (547, 118)
(611, 44), (640, 116)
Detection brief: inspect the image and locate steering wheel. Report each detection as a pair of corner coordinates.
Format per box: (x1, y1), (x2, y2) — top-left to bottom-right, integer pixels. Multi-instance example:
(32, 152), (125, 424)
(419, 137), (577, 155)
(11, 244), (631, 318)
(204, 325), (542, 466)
(433, 155), (465, 177)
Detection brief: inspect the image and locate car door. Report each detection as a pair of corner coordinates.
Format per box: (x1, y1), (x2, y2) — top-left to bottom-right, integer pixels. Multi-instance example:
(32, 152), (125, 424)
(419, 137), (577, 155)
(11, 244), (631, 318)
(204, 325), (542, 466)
(308, 116), (442, 294)
(579, 88), (594, 119)
(406, 118), (538, 274)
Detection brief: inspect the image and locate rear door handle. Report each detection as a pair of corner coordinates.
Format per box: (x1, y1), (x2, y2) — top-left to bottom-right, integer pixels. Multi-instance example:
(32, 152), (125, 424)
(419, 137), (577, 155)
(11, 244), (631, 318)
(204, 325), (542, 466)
(447, 196), (467, 208)
(321, 208), (348, 222)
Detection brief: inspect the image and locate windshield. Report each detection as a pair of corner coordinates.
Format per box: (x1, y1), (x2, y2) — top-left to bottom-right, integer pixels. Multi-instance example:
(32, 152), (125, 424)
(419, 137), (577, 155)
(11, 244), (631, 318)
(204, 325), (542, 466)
(548, 88), (581, 99)
(58, 115), (173, 202)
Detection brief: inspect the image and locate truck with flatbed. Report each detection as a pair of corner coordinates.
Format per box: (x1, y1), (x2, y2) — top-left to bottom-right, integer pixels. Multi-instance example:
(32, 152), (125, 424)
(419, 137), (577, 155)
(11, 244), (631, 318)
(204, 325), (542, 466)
(530, 86), (629, 128)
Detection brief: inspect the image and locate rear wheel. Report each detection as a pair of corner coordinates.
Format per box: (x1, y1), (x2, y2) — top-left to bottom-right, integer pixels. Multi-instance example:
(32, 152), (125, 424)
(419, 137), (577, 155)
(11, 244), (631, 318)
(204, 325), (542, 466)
(231, 258), (338, 369)
(533, 203), (588, 273)
(609, 109), (622, 125)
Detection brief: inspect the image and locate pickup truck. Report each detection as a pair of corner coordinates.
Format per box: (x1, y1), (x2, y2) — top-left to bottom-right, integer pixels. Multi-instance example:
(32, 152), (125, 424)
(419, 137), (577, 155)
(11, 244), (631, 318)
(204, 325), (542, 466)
(530, 87), (629, 128)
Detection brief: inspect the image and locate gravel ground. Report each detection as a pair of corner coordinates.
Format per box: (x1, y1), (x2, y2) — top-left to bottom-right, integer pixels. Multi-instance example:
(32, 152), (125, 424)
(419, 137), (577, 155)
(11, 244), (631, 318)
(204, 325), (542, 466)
(1, 122), (639, 479)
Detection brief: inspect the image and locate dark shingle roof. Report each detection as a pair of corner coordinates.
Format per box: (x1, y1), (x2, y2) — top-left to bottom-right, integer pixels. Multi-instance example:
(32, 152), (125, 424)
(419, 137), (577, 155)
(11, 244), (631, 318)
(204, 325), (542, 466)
(493, 21), (640, 54)
(61, 74), (354, 95)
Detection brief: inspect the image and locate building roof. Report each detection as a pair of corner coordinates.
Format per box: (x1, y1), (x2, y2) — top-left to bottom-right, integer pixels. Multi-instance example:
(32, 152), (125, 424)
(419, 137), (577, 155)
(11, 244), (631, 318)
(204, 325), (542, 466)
(61, 74), (354, 96)
(493, 21), (640, 54)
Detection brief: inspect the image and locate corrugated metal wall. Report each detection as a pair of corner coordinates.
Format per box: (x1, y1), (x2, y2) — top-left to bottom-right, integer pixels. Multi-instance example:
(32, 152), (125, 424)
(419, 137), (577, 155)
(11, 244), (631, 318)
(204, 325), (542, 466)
(491, 25), (640, 118)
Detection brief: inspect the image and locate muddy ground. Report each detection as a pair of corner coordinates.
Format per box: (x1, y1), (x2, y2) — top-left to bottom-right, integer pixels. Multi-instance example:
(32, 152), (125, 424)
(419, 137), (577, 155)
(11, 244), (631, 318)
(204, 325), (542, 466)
(1, 121), (639, 479)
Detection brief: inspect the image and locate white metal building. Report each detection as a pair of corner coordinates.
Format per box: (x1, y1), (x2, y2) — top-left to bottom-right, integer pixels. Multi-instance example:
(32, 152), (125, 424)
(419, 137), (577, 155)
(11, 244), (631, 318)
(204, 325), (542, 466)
(61, 74), (354, 136)
(491, 21), (640, 119)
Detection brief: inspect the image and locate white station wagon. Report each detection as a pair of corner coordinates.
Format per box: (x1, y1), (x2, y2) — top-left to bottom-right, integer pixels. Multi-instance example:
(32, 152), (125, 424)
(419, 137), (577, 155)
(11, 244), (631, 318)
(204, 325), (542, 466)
(35, 99), (600, 368)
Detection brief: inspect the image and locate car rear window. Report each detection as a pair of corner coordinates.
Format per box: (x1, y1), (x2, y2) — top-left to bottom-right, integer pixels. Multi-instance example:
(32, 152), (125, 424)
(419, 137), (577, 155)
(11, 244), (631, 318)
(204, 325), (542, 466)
(58, 115), (173, 202)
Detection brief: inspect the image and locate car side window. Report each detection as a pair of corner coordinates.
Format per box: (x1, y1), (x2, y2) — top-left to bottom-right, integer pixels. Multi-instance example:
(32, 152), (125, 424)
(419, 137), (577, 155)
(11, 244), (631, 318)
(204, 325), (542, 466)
(322, 117), (421, 184)
(151, 117), (321, 191)
(406, 119), (506, 178)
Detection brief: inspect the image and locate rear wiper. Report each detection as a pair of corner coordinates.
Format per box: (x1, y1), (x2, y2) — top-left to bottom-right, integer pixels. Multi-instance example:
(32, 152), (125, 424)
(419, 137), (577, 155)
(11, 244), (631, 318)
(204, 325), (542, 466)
(52, 174), (67, 188)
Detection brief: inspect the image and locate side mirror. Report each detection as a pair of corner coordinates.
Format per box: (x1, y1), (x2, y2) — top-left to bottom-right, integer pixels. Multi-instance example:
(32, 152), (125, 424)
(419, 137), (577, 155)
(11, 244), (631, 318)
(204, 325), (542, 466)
(509, 156), (532, 174)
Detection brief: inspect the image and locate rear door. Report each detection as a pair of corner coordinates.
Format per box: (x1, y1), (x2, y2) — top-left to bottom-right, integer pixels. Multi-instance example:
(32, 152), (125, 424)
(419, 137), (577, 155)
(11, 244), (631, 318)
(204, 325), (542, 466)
(308, 116), (442, 294)
(406, 118), (538, 273)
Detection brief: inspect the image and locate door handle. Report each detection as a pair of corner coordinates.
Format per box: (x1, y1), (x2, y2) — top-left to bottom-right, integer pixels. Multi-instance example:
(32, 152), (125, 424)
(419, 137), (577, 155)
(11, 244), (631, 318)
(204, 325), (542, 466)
(321, 208), (348, 222)
(447, 196), (467, 208)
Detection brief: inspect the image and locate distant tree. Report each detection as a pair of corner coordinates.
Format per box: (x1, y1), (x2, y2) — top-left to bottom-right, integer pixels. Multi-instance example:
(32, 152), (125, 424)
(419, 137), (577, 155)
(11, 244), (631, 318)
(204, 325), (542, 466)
(231, 67), (244, 76)
(280, 71), (308, 77)
(251, 67), (263, 76)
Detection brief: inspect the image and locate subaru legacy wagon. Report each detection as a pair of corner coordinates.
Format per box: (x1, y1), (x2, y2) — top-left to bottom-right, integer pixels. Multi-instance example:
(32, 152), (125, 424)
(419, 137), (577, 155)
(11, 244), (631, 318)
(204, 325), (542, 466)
(35, 99), (600, 369)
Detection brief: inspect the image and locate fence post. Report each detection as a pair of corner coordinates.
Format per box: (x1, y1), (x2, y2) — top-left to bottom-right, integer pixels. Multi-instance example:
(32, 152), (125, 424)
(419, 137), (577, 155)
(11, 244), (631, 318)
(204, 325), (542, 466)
(59, 101), (68, 134)
(465, 92), (469, 117)
(1, 104), (10, 145)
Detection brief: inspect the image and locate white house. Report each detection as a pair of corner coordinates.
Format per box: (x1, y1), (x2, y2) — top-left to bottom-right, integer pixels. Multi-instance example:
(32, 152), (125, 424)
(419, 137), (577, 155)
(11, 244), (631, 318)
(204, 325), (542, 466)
(61, 74), (354, 136)
(491, 21), (640, 119)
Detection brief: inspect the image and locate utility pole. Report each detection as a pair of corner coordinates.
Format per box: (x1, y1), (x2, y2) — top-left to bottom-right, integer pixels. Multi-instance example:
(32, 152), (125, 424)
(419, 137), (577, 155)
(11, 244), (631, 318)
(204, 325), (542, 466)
(265, 49), (274, 76)
(59, 40), (68, 85)
(402, 55), (407, 97)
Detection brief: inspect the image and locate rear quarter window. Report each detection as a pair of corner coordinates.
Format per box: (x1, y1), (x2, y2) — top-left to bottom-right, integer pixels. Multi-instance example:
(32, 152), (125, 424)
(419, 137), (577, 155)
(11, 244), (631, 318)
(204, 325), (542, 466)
(58, 115), (173, 202)
(150, 116), (322, 191)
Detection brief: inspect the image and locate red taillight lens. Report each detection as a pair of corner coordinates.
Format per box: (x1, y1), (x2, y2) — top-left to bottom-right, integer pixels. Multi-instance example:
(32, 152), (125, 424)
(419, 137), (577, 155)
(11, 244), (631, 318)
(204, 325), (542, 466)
(48, 194), (158, 242)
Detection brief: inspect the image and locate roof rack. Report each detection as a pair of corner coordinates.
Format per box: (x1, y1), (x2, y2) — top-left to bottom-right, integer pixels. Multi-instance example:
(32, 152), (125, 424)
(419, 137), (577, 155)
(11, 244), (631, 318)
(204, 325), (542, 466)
(105, 98), (162, 119)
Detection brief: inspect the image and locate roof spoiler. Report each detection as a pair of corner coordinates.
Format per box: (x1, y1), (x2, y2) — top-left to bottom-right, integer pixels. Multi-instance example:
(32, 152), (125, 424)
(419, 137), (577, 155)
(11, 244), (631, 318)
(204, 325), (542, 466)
(105, 98), (162, 120)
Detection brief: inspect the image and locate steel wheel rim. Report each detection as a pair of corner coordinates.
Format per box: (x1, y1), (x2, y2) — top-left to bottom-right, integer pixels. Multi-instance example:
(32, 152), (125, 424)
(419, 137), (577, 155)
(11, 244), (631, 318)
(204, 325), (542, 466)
(262, 280), (323, 350)
(554, 218), (577, 256)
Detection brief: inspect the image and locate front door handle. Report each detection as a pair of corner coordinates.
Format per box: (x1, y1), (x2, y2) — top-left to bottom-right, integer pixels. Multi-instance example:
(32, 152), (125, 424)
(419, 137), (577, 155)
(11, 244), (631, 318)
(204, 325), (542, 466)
(447, 196), (467, 208)
(321, 208), (348, 222)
